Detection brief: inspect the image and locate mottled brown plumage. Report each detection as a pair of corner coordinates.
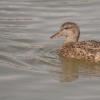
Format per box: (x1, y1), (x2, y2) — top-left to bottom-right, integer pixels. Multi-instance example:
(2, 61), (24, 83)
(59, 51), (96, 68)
(59, 40), (100, 62)
(50, 22), (100, 63)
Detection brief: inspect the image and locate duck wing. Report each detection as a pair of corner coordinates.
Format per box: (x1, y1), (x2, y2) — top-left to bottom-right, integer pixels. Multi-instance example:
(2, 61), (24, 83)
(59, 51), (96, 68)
(59, 40), (100, 62)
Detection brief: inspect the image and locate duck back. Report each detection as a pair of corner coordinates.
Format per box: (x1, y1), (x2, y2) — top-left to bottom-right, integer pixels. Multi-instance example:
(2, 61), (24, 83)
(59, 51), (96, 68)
(59, 40), (100, 63)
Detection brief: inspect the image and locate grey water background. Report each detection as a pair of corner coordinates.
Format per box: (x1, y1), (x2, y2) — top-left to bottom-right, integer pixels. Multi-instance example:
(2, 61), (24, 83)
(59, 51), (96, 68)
(0, 0), (100, 100)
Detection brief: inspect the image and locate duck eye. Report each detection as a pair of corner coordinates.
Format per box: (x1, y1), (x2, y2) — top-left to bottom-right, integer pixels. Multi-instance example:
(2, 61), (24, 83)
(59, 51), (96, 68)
(64, 27), (68, 29)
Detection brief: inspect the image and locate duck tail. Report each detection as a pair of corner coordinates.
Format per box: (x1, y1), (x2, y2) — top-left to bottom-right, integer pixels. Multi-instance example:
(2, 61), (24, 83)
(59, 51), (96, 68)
(95, 52), (100, 62)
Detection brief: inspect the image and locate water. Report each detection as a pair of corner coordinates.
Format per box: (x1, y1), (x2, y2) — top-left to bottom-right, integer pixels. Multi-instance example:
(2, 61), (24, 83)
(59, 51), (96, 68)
(0, 0), (100, 100)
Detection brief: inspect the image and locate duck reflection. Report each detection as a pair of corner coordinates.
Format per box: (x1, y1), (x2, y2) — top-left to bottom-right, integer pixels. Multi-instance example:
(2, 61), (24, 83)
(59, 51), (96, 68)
(59, 55), (100, 82)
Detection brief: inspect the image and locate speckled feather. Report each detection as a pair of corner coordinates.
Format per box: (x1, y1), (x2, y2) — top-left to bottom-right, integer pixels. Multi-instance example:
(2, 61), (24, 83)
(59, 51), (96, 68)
(59, 40), (100, 62)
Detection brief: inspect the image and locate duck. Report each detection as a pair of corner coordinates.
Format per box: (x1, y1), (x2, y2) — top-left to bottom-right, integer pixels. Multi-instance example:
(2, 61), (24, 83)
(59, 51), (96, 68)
(50, 22), (100, 63)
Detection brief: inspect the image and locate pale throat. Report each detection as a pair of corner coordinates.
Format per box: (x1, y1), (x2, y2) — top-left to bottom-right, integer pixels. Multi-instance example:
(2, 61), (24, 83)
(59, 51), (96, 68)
(64, 37), (78, 43)
(64, 30), (79, 43)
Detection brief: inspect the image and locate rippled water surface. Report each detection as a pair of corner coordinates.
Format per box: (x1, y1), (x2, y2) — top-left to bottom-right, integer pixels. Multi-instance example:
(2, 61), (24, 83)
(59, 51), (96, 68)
(0, 0), (100, 100)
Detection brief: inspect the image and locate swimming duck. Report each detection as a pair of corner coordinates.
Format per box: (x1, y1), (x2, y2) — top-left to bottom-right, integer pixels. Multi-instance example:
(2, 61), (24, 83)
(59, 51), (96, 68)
(50, 22), (100, 63)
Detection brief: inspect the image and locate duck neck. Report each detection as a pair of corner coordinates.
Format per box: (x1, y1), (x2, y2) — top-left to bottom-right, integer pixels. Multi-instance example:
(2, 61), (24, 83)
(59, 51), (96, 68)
(64, 37), (78, 44)
(64, 28), (80, 44)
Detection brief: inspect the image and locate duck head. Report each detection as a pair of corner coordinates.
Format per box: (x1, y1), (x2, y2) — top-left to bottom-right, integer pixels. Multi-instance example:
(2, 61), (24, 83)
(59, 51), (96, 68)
(50, 22), (80, 43)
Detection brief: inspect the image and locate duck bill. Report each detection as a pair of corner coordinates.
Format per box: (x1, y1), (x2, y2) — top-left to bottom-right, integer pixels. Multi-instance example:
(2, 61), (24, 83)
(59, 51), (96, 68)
(50, 31), (63, 39)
